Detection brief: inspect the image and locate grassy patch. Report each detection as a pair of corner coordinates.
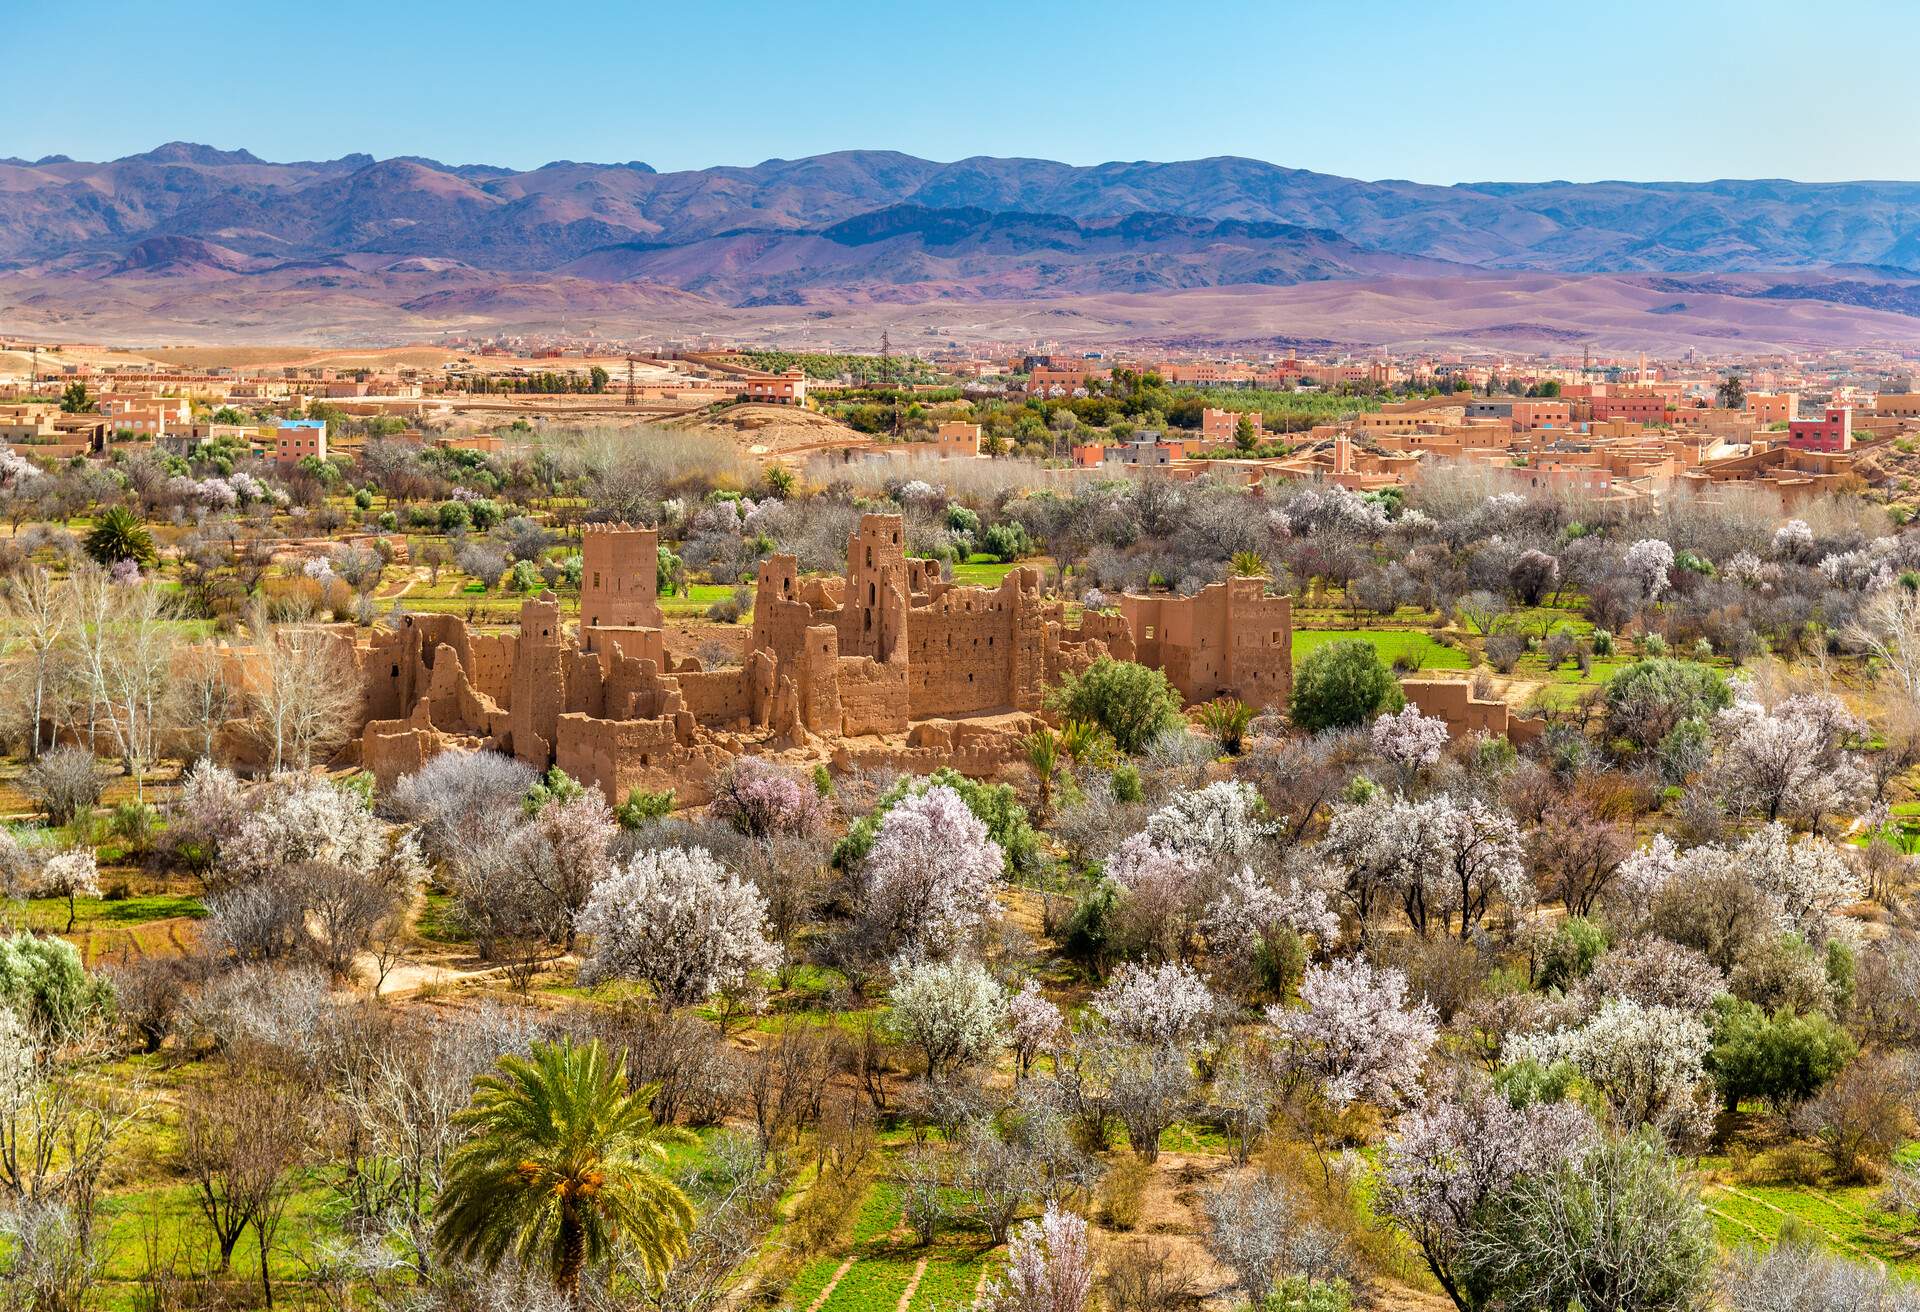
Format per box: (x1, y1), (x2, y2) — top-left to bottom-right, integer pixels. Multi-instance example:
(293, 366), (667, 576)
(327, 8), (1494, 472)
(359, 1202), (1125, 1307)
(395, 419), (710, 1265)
(1291, 628), (1470, 671)
(15, 893), (204, 932)
(415, 891), (466, 944)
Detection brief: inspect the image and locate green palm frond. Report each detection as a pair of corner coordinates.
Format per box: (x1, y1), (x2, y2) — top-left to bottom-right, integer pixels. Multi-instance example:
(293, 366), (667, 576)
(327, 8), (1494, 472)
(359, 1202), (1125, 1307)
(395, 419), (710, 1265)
(436, 1038), (694, 1294)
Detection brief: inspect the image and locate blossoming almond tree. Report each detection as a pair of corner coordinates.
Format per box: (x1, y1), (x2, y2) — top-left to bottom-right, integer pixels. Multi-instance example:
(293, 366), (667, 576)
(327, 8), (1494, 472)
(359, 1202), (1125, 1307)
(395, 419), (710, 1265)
(859, 784), (1003, 961)
(1378, 1087), (1596, 1310)
(576, 846), (781, 1010)
(1092, 960), (1218, 1049)
(1370, 704), (1452, 791)
(1007, 979), (1066, 1080)
(979, 1201), (1092, 1312)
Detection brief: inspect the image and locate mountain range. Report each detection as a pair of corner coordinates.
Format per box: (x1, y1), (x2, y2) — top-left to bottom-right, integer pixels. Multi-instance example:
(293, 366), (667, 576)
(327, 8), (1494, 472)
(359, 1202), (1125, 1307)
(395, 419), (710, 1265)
(8, 144), (1920, 350)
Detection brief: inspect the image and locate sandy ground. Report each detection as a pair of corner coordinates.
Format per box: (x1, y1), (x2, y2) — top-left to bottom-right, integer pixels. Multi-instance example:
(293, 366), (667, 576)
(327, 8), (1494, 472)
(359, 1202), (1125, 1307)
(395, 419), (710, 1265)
(664, 402), (870, 461)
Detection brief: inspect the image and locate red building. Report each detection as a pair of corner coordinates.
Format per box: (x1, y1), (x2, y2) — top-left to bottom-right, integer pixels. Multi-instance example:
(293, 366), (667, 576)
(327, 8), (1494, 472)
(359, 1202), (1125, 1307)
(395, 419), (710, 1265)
(1787, 405), (1853, 453)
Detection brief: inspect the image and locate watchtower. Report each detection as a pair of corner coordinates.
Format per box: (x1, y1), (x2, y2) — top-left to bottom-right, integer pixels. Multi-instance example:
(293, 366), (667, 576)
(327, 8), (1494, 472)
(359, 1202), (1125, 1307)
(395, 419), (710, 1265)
(580, 523), (662, 635)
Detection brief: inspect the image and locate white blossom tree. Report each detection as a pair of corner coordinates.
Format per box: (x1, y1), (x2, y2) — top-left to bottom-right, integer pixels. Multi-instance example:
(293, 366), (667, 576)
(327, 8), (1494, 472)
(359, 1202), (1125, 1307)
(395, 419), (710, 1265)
(576, 846), (781, 1009)
(885, 957), (1006, 1079)
(1624, 538), (1675, 601)
(859, 785), (1003, 961)
(218, 774), (396, 886)
(1507, 997), (1711, 1140)
(1713, 691), (1870, 830)
(1848, 586), (1920, 709)
(1321, 793), (1526, 939)
(35, 850), (99, 933)
(1143, 780), (1279, 878)
(1092, 960), (1217, 1049)
(1612, 834), (1681, 927)
(1267, 957), (1436, 1111)
(977, 1201), (1092, 1312)
(1371, 704), (1452, 791)
(1200, 865), (1340, 999)
(1726, 822), (1862, 942)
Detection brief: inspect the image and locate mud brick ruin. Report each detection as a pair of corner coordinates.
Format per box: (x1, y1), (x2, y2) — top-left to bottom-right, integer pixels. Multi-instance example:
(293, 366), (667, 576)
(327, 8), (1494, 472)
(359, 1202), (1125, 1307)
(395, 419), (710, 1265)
(340, 514), (1295, 803)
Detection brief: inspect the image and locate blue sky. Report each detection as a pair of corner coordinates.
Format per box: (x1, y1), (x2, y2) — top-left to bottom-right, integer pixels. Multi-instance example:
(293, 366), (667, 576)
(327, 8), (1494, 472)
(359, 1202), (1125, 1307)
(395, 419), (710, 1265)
(15, 0), (1920, 183)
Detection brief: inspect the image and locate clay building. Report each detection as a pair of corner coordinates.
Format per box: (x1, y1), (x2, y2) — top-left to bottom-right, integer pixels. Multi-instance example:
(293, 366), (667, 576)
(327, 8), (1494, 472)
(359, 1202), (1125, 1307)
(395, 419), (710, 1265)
(1122, 577), (1292, 708)
(580, 521), (663, 644)
(343, 515), (1292, 806)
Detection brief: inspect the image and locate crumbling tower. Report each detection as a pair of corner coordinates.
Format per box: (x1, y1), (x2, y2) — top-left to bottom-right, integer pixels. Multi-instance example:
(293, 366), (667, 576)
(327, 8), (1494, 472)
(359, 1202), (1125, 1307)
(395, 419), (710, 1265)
(840, 514), (908, 660)
(580, 523), (663, 634)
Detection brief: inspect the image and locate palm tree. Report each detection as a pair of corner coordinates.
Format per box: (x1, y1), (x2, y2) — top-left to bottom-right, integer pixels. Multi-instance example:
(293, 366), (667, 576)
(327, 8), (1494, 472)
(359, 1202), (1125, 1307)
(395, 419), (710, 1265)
(436, 1039), (694, 1298)
(1024, 727), (1061, 819)
(1229, 550), (1268, 579)
(84, 506), (156, 567)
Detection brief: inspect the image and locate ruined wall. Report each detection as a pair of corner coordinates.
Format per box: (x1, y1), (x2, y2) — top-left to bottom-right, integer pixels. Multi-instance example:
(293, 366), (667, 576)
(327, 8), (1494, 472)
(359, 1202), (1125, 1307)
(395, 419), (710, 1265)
(904, 570), (1048, 717)
(674, 669), (755, 725)
(1402, 678), (1544, 747)
(836, 656), (910, 737)
(554, 712), (733, 806)
(748, 555), (820, 675)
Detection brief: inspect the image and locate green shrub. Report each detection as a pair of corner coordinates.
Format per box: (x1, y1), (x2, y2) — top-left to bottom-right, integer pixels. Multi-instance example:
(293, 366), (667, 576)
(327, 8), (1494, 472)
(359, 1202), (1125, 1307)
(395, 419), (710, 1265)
(506, 559), (543, 593)
(1602, 658), (1731, 753)
(523, 766), (586, 815)
(0, 931), (111, 1039)
(1708, 998), (1855, 1111)
(982, 521), (1031, 562)
(1538, 917), (1608, 993)
(1048, 657), (1183, 754)
(614, 788), (675, 829)
(1288, 640), (1402, 732)
(108, 801), (158, 854)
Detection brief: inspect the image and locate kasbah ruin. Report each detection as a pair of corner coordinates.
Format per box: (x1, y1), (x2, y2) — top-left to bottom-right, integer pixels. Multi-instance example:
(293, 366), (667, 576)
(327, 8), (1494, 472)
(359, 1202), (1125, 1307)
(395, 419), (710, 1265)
(327, 513), (1314, 804)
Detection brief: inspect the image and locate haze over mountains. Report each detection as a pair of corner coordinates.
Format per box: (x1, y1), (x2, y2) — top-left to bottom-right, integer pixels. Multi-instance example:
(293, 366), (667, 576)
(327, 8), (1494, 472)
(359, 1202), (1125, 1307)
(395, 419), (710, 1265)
(8, 143), (1920, 350)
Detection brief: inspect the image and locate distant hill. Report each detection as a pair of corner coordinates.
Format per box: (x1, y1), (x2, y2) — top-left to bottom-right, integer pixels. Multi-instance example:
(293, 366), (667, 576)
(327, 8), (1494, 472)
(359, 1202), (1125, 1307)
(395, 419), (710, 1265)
(9, 144), (1920, 348)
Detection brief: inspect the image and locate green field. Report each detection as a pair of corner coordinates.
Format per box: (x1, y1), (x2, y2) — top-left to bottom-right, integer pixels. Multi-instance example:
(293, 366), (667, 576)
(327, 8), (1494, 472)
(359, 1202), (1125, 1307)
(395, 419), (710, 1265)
(1291, 628), (1470, 671)
(1703, 1179), (1920, 1275)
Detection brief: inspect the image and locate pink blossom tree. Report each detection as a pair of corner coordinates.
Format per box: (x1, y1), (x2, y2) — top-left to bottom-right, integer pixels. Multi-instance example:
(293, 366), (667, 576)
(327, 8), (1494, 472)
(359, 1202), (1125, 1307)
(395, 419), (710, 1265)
(1007, 979), (1066, 1080)
(859, 785), (1003, 961)
(710, 756), (827, 839)
(1268, 957), (1436, 1111)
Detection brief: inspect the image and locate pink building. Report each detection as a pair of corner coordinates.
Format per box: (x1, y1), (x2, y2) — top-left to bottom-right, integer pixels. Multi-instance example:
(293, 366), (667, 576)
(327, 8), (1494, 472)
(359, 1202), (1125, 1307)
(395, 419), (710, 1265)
(1748, 392), (1798, 425)
(1787, 405), (1853, 453)
(744, 368), (808, 405)
(275, 419), (328, 465)
(1201, 407), (1261, 444)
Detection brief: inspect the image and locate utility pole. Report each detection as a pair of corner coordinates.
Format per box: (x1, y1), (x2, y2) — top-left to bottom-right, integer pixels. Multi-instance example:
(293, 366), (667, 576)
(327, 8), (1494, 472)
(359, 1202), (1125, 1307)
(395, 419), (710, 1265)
(881, 330), (902, 436)
(625, 353), (636, 407)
